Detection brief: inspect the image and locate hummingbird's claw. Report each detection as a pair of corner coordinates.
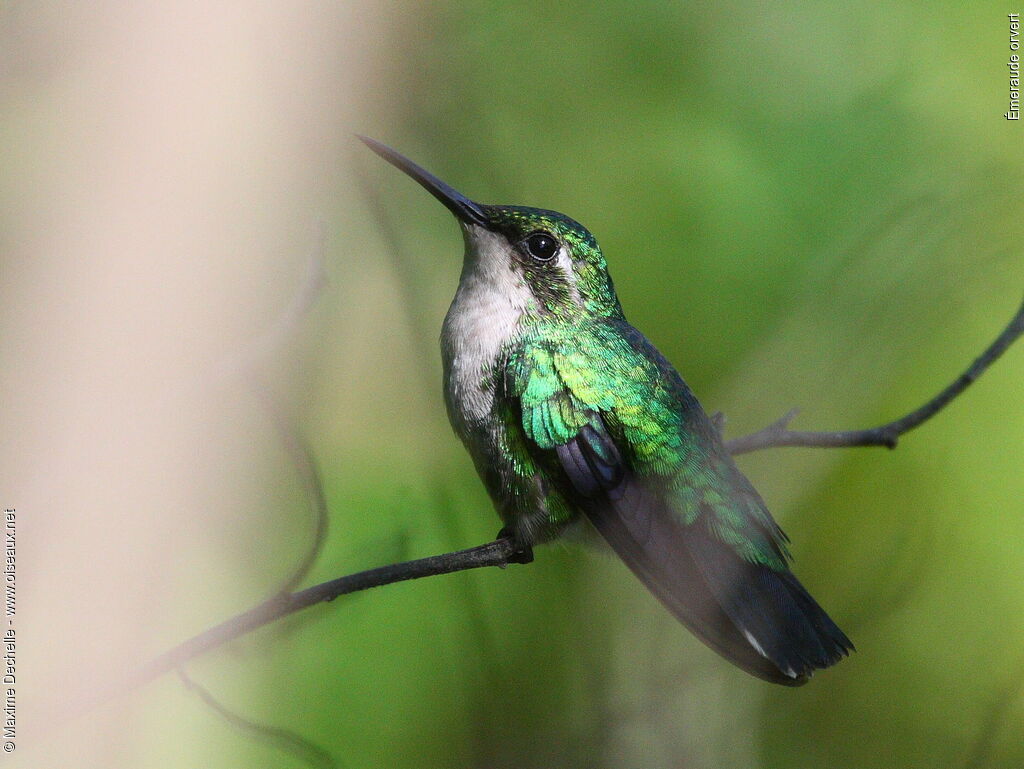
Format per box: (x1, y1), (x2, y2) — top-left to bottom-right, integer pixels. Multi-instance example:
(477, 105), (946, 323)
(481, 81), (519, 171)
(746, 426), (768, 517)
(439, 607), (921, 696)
(497, 526), (535, 565)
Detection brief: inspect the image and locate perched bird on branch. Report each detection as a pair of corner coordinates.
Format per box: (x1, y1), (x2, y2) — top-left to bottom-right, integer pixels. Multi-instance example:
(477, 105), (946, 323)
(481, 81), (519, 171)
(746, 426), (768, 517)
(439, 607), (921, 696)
(361, 137), (853, 685)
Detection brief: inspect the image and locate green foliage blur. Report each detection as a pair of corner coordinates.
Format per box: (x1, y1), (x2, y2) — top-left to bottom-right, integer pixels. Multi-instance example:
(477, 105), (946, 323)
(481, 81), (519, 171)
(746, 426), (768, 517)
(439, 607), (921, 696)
(165, 3), (1024, 768)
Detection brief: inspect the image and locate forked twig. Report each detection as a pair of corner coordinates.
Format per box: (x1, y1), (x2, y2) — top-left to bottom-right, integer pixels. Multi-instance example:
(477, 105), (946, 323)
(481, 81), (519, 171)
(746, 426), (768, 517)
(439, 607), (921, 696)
(726, 297), (1024, 455)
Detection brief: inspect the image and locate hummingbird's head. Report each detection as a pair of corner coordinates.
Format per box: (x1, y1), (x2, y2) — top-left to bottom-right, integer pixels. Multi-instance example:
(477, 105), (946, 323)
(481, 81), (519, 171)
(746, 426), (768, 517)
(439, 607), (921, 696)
(360, 137), (623, 320)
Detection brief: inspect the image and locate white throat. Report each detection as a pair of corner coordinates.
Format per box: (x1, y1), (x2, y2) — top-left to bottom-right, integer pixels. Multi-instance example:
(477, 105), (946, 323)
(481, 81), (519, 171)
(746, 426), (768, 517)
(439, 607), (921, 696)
(441, 226), (533, 424)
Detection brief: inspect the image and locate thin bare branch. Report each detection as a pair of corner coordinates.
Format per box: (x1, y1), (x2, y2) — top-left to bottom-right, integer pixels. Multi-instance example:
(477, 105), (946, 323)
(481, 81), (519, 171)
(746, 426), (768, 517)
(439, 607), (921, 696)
(249, 378), (330, 596)
(173, 228), (331, 767)
(232, 225), (331, 594)
(726, 296), (1024, 455)
(178, 668), (339, 769)
(126, 537), (526, 694)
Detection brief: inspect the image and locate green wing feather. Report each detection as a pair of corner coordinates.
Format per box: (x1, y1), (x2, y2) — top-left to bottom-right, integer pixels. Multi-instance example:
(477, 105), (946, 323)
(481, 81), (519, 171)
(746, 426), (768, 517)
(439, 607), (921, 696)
(508, 320), (789, 570)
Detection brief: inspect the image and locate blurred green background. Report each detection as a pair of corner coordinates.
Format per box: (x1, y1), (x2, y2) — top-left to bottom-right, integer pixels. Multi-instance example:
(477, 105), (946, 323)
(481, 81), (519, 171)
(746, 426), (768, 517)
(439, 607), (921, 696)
(9, 1), (1024, 768)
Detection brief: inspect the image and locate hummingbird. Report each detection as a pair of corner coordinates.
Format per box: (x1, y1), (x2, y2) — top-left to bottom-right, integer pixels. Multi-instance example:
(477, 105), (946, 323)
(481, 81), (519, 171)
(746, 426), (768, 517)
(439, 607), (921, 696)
(360, 136), (853, 685)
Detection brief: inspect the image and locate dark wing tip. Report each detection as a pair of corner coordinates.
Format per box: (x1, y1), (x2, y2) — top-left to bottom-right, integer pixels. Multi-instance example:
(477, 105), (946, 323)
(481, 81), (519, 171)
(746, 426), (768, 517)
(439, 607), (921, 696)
(538, 381), (853, 686)
(693, 548), (854, 682)
(559, 429), (853, 686)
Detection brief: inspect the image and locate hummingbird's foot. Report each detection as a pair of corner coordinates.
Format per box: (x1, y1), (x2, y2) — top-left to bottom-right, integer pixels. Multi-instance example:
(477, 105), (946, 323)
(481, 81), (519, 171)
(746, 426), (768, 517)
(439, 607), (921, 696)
(496, 526), (535, 565)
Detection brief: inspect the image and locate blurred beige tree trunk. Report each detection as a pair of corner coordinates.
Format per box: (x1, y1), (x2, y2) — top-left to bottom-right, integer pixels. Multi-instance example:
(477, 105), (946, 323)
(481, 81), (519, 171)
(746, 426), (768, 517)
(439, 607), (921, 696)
(0, 3), (379, 766)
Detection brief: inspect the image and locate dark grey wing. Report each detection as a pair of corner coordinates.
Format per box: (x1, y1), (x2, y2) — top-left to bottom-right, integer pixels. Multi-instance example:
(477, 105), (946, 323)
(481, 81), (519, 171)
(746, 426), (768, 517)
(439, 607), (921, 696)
(556, 411), (851, 685)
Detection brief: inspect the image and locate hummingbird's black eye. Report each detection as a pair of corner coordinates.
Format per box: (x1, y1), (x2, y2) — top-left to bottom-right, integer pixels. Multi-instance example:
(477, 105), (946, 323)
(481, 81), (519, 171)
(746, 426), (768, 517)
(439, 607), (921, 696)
(523, 232), (559, 261)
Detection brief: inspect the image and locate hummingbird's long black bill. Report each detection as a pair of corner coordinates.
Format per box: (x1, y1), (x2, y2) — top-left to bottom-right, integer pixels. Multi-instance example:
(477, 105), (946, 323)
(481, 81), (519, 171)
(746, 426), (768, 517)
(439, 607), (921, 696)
(358, 136), (489, 227)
